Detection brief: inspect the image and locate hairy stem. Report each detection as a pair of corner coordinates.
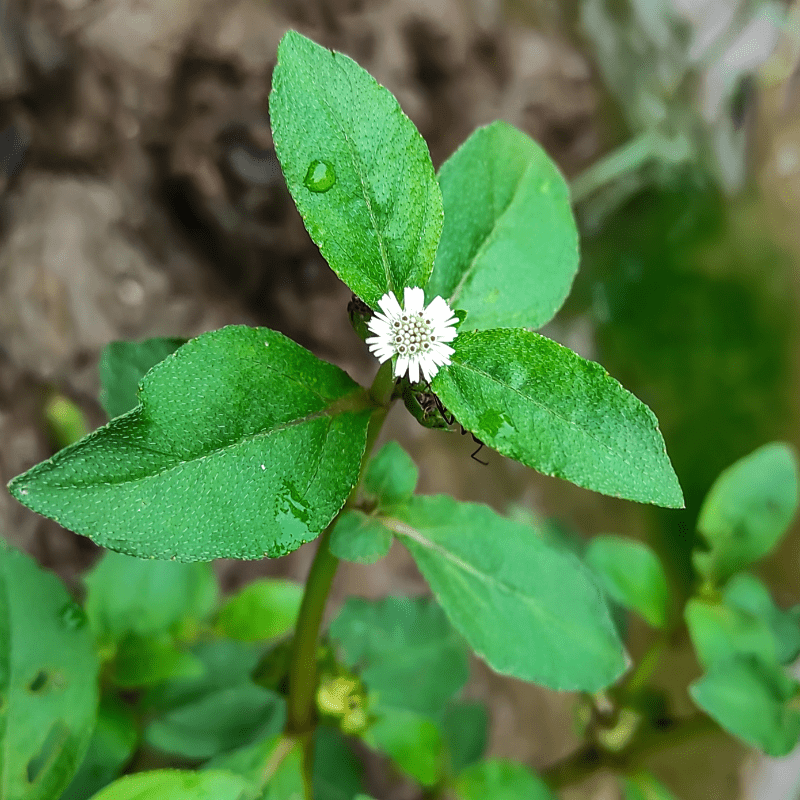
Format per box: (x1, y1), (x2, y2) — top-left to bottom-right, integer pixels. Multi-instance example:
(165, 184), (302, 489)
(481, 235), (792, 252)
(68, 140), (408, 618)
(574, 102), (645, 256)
(286, 360), (395, 793)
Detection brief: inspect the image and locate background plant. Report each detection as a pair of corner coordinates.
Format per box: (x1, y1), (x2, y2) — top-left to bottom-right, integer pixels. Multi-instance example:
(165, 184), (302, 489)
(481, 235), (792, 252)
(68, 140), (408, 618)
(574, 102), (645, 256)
(3, 26), (800, 800)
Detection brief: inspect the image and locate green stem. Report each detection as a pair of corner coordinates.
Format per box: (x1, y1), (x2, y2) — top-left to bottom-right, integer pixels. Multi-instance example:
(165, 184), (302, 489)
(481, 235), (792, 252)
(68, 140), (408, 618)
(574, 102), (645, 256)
(285, 361), (395, 792)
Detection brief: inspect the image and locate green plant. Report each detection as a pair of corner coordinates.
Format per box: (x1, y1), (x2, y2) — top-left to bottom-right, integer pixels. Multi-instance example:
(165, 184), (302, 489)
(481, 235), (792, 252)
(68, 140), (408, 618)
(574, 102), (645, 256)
(4, 30), (798, 800)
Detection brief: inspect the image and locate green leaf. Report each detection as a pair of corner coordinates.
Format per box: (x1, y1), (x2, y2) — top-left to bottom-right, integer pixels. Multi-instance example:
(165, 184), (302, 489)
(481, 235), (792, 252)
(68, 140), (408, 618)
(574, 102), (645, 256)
(432, 329), (683, 508)
(60, 698), (138, 800)
(99, 337), (186, 419)
(87, 769), (257, 800)
(363, 442), (418, 506)
(215, 579), (304, 642)
(584, 536), (670, 628)
(694, 443), (799, 583)
(263, 739), (304, 800)
(685, 598), (776, 671)
(689, 655), (800, 756)
(454, 759), (555, 800)
(329, 511), (393, 565)
(723, 573), (800, 665)
(85, 551), (216, 643)
(329, 595), (469, 716)
(270, 31), (442, 309)
(429, 121), (578, 330)
(9, 326), (373, 561)
(364, 708), (443, 787)
(622, 771), (679, 800)
(313, 726), (365, 800)
(113, 635), (203, 688)
(440, 702), (488, 775)
(145, 682), (285, 760)
(0, 542), (100, 800)
(384, 495), (626, 691)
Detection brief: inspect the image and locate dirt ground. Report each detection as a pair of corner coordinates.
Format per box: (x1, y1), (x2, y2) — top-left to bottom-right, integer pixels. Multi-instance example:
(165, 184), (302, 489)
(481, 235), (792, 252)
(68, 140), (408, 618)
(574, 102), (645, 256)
(0, 1), (779, 798)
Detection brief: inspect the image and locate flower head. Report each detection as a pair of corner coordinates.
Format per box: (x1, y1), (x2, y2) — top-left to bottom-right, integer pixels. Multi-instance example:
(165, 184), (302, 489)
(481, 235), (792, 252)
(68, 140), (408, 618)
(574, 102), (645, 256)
(366, 287), (458, 383)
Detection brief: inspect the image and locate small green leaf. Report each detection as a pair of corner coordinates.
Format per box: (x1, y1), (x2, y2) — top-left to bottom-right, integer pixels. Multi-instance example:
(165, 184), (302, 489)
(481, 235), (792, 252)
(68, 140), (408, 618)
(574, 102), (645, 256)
(454, 759), (555, 800)
(60, 698), (138, 800)
(87, 769), (257, 800)
(723, 573), (800, 665)
(694, 443), (799, 583)
(441, 702), (488, 775)
(429, 121), (578, 330)
(9, 326), (373, 561)
(330, 595), (469, 716)
(584, 536), (670, 628)
(0, 542), (100, 800)
(690, 655), (800, 756)
(215, 579), (304, 642)
(385, 496), (626, 691)
(685, 599), (776, 671)
(432, 329), (683, 508)
(99, 337), (186, 419)
(329, 510), (393, 565)
(622, 771), (679, 800)
(270, 31), (442, 308)
(85, 551), (216, 643)
(365, 708), (443, 787)
(112, 635), (203, 688)
(363, 442), (418, 506)
(145, 683), (285, 760)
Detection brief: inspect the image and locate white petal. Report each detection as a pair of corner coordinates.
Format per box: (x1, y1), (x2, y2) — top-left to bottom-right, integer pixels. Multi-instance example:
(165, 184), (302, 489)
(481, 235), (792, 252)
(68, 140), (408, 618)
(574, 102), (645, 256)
(408, 357), (420, 384)
(424, 296), (452, 320)
(436, 326), (458, 342)
(378, 291), (402, 318)
(394, 355), (409, 378)
(366, 319), (393, 337)
(403, 286), (425, 314)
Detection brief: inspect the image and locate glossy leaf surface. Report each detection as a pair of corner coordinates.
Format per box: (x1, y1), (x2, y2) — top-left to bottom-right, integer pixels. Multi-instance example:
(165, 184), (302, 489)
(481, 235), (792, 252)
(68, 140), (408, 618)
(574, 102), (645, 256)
(430, 121), (578, 330)
(9, 326), (372, 561)
(432, 329), (683, 507)
(271, 31), (442, 308)
(385, 496), (626, 691)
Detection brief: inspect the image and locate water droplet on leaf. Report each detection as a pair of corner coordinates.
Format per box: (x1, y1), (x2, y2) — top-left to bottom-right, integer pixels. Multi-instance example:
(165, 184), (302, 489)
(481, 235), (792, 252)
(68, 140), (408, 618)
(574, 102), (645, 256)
(304, 160), (335, 192)
(58, 600), (87, 630)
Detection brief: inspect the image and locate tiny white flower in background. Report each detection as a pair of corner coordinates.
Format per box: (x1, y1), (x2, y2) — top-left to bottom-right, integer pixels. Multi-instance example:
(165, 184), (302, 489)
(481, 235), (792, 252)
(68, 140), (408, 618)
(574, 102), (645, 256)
(366, 287), (458, 383)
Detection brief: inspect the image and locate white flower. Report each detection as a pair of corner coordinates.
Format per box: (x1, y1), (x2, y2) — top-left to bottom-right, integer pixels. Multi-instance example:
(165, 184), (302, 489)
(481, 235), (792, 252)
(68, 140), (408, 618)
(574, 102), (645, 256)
(366, 287), (458, 383)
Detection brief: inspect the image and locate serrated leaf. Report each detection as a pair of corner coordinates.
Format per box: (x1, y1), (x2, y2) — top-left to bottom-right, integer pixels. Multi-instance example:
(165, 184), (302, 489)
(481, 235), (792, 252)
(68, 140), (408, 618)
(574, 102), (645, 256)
(364, 708), (443, 787)
(384, 496), (627, 691)
(0, 542), (100, 800)
(690, 655), (800, 756)
(329, 510), (393, 565)
(723, 573), (800, 665)
(215, 579), (304, 642)
(9, 326), (373, 561)
(270, 31), (442, 309)
(429, 121), (578, 330)
(85, 551), (216, 643)
(585, 536), (670, 628)
(363, 442), (418, 506)
(330, 595), (468, 716)
(454, 759), (555, 800)
(60, 698), (138, 800)
(694, 443), (799, 583)
(87, 769), (257, 800)
(685, 598), (776, 671)
(99, 337), (186, 419)
(432, 328), (683, 507)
